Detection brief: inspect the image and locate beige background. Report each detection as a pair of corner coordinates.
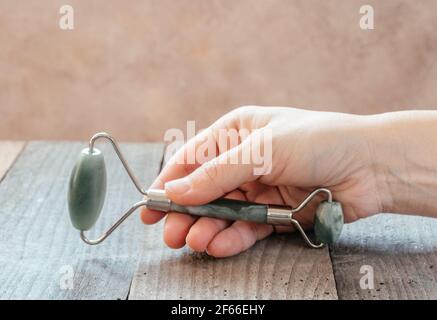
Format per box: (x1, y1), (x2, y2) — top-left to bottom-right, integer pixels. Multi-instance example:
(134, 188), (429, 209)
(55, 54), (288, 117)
(1, 0), (437, 142)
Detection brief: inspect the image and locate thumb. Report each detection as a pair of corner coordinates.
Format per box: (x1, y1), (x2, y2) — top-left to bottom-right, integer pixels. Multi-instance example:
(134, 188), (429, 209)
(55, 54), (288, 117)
(164, 142), (258, 205)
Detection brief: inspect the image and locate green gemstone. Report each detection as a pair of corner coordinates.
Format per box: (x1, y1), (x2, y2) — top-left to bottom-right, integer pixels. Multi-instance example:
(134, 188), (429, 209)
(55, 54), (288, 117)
(314, 201), (344, 244)
(68, 148), (107, 231)
(170, 198), (268, 223)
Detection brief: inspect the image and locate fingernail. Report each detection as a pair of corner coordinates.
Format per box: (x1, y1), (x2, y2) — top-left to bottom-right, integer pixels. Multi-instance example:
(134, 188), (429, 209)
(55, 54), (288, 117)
(165, 178), (191, 194)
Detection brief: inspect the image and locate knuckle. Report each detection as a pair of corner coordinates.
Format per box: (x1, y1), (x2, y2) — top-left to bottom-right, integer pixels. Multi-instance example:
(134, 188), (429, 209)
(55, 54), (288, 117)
(199, 160), (226, 194)
(201, 160), (220, 182)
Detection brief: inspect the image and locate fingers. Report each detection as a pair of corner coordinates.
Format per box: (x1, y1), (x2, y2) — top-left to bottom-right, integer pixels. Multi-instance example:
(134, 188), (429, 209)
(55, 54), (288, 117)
(207, 221), (273, 258)
(140, 117), (233, 225)
(140, 166), (187, 225)
(163, 213), (197, 249)
(185, 217), (231, 252)
(140, 108), (275, 256)
(165, 136), (259, 206)
(140, 130), (209, 224)
(164, 190), (244, 251)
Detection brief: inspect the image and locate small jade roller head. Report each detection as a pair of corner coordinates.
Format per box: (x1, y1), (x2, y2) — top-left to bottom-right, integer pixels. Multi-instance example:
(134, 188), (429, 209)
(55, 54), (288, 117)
(68, 147), (107, 231)
(314, 201), (344, 244)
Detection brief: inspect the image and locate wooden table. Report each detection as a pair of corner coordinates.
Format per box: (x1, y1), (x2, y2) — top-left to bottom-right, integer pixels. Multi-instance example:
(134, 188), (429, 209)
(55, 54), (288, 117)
(1, 141), (437, 300)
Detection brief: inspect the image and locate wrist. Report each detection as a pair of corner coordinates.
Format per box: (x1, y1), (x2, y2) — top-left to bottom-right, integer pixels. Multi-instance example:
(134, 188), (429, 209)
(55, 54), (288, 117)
(366, 110), (437, 216)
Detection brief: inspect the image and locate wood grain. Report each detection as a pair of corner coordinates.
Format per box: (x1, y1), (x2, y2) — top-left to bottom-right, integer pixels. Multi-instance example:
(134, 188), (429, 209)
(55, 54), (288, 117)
(0, 141), (164, 299)
(129, 227), (338, 299)
(0, 141), (24, 180)
(130, 143), (338, 299)
(331, 214), (437, 299)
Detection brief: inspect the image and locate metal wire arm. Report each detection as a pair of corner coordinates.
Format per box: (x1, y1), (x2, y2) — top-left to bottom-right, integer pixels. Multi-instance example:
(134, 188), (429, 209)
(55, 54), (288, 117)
(290, 188), (332, 249)
(80, 132), (149, 245)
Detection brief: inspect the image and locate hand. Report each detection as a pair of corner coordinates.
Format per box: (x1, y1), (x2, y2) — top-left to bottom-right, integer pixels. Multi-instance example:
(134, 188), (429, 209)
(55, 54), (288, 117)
(140, 106), (386, 257)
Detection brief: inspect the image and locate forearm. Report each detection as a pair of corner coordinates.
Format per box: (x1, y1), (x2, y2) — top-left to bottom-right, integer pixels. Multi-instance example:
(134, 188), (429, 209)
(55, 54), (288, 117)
(367, 110), (437, 217)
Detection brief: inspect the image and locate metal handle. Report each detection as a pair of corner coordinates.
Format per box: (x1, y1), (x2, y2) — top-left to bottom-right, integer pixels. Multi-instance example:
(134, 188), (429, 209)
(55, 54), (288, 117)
(145, 188), (331, 249)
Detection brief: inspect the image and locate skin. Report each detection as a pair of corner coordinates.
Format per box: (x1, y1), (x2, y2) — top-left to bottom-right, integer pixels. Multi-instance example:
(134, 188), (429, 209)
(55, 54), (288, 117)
(141, 106), (437, 257)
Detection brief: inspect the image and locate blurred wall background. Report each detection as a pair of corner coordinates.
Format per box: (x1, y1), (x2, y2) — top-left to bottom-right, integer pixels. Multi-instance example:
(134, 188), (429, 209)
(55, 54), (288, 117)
(1, 0), (437, 142)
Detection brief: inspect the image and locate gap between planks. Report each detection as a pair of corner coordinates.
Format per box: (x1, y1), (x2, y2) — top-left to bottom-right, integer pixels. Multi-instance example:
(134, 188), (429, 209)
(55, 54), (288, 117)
(0, 141), (25, 182)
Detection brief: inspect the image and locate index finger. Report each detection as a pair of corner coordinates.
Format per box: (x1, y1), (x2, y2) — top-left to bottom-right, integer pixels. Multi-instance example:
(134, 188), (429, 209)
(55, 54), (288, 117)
(140, 126), (217, 224)
(140, 109), (246, 224)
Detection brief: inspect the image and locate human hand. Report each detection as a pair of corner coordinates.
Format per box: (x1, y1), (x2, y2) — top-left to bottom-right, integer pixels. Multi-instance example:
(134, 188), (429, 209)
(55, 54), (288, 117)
(140, 106), (385, 257)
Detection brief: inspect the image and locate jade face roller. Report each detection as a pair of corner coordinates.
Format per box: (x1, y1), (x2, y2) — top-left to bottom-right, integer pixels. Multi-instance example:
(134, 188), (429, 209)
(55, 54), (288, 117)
(68, 132), (344, 248)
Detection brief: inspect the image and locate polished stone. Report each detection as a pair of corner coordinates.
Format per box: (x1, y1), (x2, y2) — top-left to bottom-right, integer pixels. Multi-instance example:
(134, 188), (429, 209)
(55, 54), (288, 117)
(314, 201), (344, 244)
(170, 198), (268, 223)
(68, 148), (107, 231)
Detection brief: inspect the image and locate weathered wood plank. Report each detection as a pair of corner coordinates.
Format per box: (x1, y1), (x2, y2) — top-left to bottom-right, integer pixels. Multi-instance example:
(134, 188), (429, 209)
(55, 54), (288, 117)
(130, 144), (338, 299)
(0, 141), (25, 180)
(129, 144), (338, 300)
(331, 214), (437, 299)
(129, 225), (338, 299)
(0, 141), (164, 299)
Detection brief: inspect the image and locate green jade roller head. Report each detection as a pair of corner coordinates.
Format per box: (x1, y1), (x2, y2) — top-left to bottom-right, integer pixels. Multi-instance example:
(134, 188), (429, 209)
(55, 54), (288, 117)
(68, 132), (344, 248)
